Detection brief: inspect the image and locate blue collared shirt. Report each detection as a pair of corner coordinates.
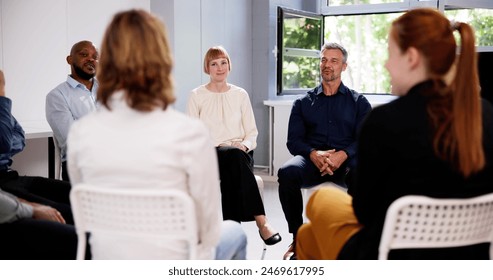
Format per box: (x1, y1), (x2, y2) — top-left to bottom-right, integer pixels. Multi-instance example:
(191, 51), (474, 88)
(45, 75), (98, 161)
(286, 82), (371, 168)
(0, 97), (25, 171)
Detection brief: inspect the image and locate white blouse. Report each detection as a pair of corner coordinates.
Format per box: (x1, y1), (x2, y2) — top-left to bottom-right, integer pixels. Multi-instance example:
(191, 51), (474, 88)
(187, 84), (258, 151)
(67, 91), (222, 259)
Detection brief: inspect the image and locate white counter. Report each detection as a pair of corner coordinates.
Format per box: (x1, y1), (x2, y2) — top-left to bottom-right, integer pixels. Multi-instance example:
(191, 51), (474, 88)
(11, 120), (55, 178)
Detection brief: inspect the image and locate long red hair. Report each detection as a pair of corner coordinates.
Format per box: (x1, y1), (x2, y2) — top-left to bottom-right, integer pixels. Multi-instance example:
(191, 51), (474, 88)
(391, 8), (484, 177)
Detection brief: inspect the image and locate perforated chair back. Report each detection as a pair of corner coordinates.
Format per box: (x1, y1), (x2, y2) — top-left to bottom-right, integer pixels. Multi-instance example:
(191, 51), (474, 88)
(378, 193), (493, 260)
(70, 184), (198, 260)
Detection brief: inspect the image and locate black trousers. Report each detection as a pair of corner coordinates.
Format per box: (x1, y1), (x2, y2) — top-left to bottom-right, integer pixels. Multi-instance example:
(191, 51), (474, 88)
(0, 171), (73, 224)
(216, 146), (265, 222)
(277, 155), (351, 239)
(0, 218), (78, 260)
(0, 170), (89, 259)
(61, 161), (70, 182)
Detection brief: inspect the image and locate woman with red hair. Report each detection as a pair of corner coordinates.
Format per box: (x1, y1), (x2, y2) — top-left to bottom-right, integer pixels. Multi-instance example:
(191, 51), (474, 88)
(296, 8), (493, 260)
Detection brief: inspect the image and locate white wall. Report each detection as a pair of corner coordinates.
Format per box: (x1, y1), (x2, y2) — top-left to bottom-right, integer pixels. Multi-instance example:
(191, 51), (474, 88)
(0, 0), (314, 168)
(0, 0), (150, 124)
(152, 0), (253, 113)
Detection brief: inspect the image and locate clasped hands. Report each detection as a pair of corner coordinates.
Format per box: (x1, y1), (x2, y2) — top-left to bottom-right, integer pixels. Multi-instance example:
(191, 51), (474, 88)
(310, 149), (347, 176)
(219, 141), (248, 152)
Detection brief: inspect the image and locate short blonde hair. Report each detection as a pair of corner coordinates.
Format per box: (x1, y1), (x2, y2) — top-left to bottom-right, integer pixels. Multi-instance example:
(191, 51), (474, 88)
(97, 9), (175, 111)
(203, 46), (231, 74)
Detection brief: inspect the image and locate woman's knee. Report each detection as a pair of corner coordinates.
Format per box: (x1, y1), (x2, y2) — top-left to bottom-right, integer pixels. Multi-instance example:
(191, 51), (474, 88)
(278, 165), (307, 187)
(216, 220), (247, 260)
(296, 223), (319, 260)
(218, 147), (251, 166)
(306, 187), (353, 225)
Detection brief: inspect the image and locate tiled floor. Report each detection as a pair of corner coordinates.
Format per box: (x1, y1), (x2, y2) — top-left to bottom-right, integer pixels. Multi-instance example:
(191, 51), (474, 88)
(241, 173), (293, 260)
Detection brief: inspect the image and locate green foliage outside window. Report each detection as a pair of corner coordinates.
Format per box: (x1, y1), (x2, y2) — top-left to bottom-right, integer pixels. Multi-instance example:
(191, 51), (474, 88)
(281, 15), (322, 91)
(446, 9), (493, 46)
(325, 13), (400, 94)
(278, 6), (493, 95)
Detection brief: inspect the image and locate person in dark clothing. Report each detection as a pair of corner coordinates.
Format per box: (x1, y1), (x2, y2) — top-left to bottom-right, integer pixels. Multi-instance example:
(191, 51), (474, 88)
(296, 8), (493, 260)
(0, 69), (79, 260)
(277, 42), (371, 259)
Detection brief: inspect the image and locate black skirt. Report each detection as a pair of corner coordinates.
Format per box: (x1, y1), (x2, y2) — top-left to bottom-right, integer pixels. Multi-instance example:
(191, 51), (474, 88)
(216, 146), (265, 222)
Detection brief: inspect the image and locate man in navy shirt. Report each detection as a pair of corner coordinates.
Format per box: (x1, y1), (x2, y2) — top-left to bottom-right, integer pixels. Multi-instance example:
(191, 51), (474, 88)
(278, 43), (371, 260)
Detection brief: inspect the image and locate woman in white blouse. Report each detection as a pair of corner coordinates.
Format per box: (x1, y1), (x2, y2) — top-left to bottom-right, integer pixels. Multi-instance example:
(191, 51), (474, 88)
(187, 46), (281, 246)
(67, 10), (246, 260)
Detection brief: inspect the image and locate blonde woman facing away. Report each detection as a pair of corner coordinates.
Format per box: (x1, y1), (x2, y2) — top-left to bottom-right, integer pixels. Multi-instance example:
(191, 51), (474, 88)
(67, 10), (246, 260)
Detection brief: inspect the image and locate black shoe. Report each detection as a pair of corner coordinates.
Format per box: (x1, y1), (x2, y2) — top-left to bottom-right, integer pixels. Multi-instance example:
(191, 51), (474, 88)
(259, 231), (282, 245)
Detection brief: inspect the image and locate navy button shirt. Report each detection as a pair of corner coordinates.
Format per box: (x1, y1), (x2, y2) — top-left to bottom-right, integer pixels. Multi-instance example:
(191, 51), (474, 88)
(286, 82), (372, 168)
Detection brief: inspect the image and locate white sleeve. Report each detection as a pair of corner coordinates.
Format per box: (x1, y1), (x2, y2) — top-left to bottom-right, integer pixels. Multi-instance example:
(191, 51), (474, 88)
(185, 121), (222, 251)
(186, 90), (200, 118)
(240, 90), (258, 150)
(66, 121), (82, 186)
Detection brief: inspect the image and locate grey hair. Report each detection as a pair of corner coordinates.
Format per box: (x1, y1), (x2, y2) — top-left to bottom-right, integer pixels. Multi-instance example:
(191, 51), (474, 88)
(321, 42), (348, 63)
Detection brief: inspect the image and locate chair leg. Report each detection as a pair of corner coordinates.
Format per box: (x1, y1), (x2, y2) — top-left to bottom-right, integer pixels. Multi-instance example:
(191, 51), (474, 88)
(260, 243), (267, 260)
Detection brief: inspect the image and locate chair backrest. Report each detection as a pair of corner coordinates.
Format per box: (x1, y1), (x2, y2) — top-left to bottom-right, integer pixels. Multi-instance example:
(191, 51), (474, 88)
(70, 184), (198, 260)
(378, 193), (493, 260)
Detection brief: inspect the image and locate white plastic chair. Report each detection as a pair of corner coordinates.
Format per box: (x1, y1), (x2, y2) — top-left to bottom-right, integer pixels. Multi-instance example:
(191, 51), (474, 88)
(70, 184), (198, 260)
(378, 193), (493, 260)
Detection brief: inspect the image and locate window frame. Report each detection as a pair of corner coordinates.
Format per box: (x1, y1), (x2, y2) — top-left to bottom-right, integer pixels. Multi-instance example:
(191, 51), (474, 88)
(276, 6), (324, 95)
(276, 0), (493, 96)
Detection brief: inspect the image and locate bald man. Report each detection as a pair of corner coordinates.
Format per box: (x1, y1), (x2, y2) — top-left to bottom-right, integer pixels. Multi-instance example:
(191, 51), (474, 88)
(46, 40), (99, 181)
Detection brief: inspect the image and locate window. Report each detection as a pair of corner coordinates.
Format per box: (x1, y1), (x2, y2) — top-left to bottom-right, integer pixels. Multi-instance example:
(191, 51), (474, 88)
(277, 7), (323, 95)
(325, 13), (401, 93)
(445, 8), (493, 47)
(327, 0), (404, 5)
(276, 0), (493, 96)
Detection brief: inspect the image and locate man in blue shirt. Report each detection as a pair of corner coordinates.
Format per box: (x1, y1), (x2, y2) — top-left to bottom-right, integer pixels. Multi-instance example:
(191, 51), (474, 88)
(46, 40), (99, 182)
(278, 43), (371, 260)
(0, 70), (79, 259)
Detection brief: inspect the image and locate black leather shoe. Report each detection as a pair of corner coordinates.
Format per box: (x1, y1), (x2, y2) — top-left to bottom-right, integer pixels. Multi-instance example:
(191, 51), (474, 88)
(259, 231), (282, 245)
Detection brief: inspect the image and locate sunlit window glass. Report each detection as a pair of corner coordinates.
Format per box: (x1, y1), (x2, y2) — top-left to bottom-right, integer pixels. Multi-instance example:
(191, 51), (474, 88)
(445, 8), (493, 47)
(278, 7), (322, 94)
(325, 13), (401, 94)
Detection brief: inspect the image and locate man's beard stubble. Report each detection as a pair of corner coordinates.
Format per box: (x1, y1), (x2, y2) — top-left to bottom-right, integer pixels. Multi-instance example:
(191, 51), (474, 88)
(73, 64), (95, 81)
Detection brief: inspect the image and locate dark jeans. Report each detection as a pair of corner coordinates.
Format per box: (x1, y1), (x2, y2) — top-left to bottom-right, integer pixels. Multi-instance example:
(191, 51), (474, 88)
(0, 171), (73, 224)
(0, 170), (89, 259)
(0, 218), (78, 260)
(278, 155), (351, 238)
(62, 161), (70, 182)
